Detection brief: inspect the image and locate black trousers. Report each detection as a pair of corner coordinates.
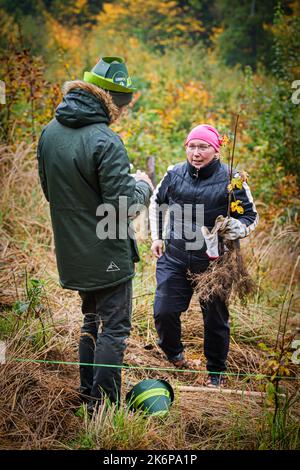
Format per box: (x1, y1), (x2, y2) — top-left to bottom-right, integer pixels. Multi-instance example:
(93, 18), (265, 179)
(154, 246), (230, 372)
(78, 279), (132, 404)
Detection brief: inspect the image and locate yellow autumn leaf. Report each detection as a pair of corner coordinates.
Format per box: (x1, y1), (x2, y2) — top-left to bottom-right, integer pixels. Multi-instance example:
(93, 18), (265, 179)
(231, 177), (243, 189)
(222, 134), (230, 146)
(279, 366), (291, 376)
(267, 359), (278, 368)
(231, 200), (244, 214)
(231, 202), (237, 212)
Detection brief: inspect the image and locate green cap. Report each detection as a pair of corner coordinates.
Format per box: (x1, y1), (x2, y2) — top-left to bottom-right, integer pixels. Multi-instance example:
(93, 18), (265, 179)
(83, 56), (136, 93)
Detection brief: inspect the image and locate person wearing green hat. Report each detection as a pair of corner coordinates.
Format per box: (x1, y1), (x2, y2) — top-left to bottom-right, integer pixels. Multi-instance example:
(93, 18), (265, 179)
(37, 56), (153, 414)
(83, 56), (136, 107)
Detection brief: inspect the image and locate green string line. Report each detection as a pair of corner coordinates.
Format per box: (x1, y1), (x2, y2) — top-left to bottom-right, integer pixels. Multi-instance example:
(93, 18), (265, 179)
(13, 358), (300, 381)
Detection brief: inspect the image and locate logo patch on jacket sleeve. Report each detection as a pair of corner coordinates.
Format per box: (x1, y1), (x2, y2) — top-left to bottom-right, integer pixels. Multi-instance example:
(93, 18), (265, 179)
(106, 261), (120, 272)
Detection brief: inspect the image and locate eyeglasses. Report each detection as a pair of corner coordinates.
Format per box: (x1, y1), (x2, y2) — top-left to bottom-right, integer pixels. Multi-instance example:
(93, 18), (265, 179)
(187, 144), (211, 152)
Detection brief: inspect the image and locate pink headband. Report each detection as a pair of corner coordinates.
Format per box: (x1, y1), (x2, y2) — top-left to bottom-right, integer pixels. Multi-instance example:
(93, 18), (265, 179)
(185, 124), (222, 151)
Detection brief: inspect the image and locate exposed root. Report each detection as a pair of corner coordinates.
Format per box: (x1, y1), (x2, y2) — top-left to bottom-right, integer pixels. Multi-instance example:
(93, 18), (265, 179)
(193, 243), (256, 303)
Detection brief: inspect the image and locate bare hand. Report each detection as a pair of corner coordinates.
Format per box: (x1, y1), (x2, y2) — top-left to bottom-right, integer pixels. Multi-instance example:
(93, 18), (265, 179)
(135, 170), (154, 191)
(151, 239), (164, 258)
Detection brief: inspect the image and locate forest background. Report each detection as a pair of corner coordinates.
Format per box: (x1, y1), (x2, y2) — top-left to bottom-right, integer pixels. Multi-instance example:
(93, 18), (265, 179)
(0, 0), (299, 451)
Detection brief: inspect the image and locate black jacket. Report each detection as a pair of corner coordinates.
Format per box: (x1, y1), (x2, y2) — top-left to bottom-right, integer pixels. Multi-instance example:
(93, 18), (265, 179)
(149, 158), (258, 257)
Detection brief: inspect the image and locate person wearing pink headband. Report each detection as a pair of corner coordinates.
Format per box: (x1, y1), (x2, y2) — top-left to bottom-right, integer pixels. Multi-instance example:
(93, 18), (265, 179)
(149, 122), (259, 388)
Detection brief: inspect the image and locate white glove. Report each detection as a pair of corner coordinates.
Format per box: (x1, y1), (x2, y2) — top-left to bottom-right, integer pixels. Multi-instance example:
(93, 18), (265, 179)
(219, 217), (247, 240)
(201, 216), (228, 259)
(201, 226), (219, 259)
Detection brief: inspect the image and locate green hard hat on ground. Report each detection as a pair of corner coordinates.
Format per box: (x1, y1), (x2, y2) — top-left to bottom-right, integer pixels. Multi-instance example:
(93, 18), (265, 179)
(83, 56), (137, 94)
(126, 379), (174, 417)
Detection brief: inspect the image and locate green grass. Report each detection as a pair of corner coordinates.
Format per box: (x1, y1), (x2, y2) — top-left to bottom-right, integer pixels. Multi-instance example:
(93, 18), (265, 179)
(70, 399), (151, 450)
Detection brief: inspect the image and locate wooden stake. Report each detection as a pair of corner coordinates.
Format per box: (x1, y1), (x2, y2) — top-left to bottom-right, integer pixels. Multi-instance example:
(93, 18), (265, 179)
(178, 385), (285, 399)
(147, 155), (156, 187)
(227, 113), (240, 217)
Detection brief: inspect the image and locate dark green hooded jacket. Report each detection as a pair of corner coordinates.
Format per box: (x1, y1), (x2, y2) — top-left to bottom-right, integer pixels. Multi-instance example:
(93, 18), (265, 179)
(37, 82), (152, 291)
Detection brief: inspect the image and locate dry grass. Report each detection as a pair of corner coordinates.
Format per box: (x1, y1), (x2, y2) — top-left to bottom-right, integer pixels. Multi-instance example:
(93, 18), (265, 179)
(0, 142), (299, 450)
(0, 324), (82, 449)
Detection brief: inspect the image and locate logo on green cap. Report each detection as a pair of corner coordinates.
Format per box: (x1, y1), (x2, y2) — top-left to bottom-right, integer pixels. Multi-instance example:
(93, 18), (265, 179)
(83, 56), (136, 93)
(112, 71), (127, 87)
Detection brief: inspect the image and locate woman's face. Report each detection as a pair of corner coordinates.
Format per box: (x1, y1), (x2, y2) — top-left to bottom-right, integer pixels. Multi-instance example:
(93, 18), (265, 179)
(186, 139), (218, 170)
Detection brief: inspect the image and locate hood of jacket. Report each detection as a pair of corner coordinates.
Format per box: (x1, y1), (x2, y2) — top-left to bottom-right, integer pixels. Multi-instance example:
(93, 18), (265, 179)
(55, 80), (120, 129)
